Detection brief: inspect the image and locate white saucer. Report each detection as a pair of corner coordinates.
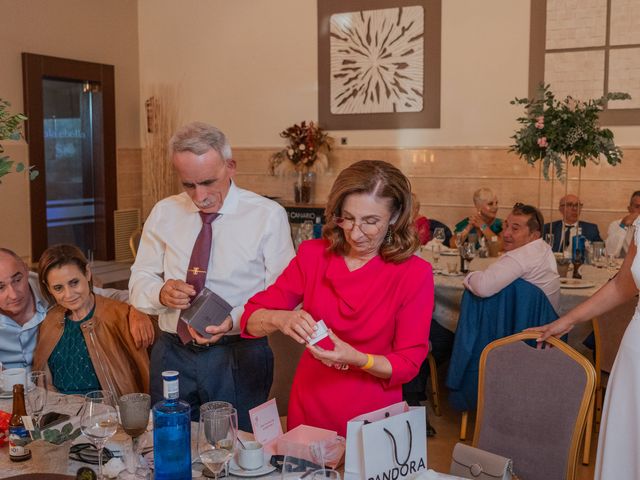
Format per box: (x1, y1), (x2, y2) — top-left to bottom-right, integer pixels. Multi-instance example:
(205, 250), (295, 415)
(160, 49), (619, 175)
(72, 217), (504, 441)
(228, 458), (276, 477)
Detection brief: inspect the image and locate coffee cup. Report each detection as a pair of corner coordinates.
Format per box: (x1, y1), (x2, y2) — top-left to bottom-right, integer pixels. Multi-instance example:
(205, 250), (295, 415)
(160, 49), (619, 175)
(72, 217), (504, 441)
(1, 367), (26, 393)
(237, 441), (264, 471)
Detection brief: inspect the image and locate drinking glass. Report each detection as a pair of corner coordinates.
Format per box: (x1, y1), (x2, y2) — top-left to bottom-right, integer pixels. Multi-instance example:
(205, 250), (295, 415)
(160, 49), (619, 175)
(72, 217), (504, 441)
(26, 370), (48, 429)
(433, 227), (446, 244)
(81, 390), (118, 480)
(544, 233), (554, 246)
(312, 469), (341, 480)
(431, 243), (441, 270)
(460, 243), (476, 273)
(199, 401), (233, 477)
(198, 407), (238, 480)
(592, 244), (606, 268)
(118, 393), (151, 479)
(280, 441), (324, 480)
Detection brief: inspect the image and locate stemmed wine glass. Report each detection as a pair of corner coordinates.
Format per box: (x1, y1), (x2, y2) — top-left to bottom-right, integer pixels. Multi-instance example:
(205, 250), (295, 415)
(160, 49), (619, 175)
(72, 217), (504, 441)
(433, 227), (446, 244)
(460, 243), (476, 274)
(81, 390), (119, 480)
(198, 407), (238, 480)
(118, 393), (151, 479)
(199, 401), (233, 477)
(26, 370), (48, 430)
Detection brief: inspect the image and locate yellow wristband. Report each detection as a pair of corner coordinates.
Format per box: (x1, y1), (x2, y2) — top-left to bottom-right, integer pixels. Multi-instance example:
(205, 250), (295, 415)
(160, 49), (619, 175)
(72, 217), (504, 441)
(361, 354), (375, 370)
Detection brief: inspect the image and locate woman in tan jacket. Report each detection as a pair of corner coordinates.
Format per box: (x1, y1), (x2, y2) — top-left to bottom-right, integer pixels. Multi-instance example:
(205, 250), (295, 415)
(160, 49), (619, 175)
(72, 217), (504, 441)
(32, 244), (149, 397)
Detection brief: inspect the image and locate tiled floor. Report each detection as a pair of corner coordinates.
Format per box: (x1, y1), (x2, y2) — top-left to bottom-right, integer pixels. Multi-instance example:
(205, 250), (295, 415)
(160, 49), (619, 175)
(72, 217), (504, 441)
(424, 377), (596, 478)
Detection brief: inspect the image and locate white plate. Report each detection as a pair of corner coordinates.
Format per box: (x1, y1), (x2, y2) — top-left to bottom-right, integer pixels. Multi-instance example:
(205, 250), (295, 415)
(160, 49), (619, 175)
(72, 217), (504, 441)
(440, 251), (459, 256)
(438, 271), (464, 277)
(228, 458), (276, 478)
(560, 278), (595, 289)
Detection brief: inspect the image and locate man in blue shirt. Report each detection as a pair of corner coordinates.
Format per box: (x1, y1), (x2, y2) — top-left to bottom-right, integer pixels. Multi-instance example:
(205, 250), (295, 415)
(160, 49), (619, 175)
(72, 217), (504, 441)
(0, 248), (153, 370)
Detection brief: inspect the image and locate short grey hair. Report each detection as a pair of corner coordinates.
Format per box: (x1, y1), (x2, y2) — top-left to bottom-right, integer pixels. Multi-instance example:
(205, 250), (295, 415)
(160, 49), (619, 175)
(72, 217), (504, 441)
(473, 187), (496, 206)
(169, 122), (232, 161)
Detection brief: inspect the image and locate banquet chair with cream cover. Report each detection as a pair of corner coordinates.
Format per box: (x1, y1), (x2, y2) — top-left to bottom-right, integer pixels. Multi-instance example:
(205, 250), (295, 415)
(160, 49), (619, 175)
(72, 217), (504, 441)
(472, 332), (595, 480)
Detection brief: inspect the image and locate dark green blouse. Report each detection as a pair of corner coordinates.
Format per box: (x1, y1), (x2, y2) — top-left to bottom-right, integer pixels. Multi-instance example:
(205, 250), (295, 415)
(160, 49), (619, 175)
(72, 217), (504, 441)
(48, 306), (101, 395)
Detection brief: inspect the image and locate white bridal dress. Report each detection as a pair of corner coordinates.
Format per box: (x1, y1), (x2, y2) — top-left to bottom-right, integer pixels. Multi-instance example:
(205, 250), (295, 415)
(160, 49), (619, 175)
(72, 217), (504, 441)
(595, 218), (640, 479)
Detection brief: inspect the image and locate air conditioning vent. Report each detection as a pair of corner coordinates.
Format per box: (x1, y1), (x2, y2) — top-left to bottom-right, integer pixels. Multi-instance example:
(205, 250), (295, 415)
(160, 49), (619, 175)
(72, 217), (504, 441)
(114, 208), (141, 261)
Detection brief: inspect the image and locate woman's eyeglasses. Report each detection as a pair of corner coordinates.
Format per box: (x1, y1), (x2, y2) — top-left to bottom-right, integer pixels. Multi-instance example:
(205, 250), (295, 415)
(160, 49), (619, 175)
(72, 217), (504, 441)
(333, 215), (382, 235)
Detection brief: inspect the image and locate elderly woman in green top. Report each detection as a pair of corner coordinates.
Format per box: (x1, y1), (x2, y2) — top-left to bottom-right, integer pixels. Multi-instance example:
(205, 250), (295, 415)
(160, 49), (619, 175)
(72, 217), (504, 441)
(33, 244), (149, 396)
(451, 187), (503, 250)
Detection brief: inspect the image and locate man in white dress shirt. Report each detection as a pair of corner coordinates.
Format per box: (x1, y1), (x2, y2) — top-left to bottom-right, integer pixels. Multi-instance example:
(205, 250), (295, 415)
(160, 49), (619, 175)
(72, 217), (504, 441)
(464, 203), (560, 312)
(606, 190), (640, 258)
(129, 122), (294, 430)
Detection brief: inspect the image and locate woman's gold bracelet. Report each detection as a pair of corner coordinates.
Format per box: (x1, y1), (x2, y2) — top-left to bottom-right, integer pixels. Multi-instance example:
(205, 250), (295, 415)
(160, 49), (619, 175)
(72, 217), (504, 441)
(361, 353), (375, 370)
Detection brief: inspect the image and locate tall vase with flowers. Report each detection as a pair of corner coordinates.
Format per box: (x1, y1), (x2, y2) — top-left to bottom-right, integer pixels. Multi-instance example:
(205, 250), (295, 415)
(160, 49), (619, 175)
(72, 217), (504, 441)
(269, 121), (333, 203)
(510, 83), (630, 267)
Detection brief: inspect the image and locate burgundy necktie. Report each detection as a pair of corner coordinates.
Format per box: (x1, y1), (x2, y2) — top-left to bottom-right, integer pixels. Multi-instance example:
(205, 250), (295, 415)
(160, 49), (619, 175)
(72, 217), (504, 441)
(176, 211), (220, 344)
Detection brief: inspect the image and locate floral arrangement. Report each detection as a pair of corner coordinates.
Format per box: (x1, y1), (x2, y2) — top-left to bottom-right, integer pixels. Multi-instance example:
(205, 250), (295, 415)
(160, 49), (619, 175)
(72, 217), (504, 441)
(510, 84), (631, 179)
(269, 121), (333, 174)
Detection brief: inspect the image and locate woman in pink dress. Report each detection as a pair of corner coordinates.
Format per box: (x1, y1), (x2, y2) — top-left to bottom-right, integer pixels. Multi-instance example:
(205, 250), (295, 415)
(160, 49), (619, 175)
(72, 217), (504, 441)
(241, 160), (433, 436)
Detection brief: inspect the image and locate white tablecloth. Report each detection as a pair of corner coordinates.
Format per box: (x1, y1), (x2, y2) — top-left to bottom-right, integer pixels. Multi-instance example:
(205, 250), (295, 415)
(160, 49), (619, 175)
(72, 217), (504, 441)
(421, 249), (617, 355)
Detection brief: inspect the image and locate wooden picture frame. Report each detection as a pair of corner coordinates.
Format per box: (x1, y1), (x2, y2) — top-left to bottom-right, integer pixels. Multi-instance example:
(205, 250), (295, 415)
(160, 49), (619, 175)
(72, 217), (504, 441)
(318, 0), (441, 130)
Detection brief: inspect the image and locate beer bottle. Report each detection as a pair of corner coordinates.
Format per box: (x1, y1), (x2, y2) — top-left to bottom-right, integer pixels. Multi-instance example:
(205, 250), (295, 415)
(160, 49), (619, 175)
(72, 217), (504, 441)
(9, 384), (31, 462)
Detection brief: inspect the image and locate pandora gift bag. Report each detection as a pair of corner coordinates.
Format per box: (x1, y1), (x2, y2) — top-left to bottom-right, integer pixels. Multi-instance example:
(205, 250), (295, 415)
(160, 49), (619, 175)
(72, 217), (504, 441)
(344, 402), (427, 480)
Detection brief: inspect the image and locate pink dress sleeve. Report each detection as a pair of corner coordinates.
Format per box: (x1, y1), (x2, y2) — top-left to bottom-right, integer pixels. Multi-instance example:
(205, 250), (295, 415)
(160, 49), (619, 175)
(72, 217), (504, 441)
(382, 260), (434, 388)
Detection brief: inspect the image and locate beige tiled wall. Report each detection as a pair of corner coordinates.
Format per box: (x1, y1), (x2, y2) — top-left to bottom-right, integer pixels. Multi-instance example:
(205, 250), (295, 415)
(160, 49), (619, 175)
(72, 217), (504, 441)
(234, 147), (640, 236)
(117, 148), (143, 212)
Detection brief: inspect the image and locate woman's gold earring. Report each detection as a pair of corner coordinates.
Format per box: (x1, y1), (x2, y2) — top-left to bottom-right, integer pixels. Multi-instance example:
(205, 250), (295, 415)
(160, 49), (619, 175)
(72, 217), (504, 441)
(385, 229), (393, 244)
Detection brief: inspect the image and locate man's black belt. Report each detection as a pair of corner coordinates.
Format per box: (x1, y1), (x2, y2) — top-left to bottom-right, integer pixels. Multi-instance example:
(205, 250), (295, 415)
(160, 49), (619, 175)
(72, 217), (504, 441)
(164, 331), (245, 351)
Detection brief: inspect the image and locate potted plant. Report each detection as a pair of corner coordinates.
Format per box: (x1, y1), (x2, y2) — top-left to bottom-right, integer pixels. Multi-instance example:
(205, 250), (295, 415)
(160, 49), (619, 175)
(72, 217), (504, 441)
(269, 121), (333, 203)
(0, 98), (37, 183)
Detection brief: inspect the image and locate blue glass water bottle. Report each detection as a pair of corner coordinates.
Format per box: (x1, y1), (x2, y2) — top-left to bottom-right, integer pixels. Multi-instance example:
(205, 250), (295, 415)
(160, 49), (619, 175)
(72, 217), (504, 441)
(153, 370), (191, 479)
(572, 227), (586, 262)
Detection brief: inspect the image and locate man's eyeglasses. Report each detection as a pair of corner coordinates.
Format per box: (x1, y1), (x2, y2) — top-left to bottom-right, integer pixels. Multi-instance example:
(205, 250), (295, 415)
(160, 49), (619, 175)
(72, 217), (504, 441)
(333, 215), (382, 235)
(513, 203), (544, 231)
(560, 202), (583, 209)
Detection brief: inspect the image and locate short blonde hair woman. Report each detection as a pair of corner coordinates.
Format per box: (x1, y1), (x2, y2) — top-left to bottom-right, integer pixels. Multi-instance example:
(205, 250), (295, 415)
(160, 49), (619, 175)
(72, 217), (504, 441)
(452, 187), (503, 249)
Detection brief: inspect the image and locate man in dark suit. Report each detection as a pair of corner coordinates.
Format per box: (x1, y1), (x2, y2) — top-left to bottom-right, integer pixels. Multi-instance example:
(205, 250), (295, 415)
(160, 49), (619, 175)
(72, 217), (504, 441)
(543, 194), (602, 253)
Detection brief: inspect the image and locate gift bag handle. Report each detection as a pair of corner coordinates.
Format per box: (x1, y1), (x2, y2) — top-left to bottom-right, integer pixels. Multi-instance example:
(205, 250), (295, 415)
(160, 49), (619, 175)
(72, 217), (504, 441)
(383, 420), (413, 467)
